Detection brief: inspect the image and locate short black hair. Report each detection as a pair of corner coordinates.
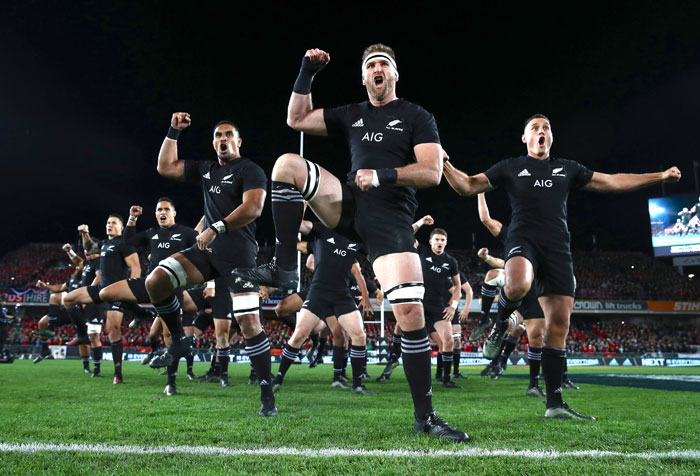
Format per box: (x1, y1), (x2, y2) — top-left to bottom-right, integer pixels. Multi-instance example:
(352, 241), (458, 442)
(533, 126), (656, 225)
(108, 213), (124, 225)
(213, 120), (240, 136)
(524, 114), (550, 130)
(156, 197), (176, 209)
(430, 228), (448, 239)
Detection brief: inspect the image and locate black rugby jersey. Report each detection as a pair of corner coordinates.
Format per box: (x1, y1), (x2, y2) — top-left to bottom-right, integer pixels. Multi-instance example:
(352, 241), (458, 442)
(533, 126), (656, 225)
(80, 257), (99, 287)
(124, 223), (197, 273)
(183, 158), (267, 262)
(349, 274), (377, 298)
(67, 273), (82, 292)
(418, 244), (459, 308)
(98, 236), (136, 287)
(308, 222), (362, 291)
(485, 156), (593, 241)
(679, 211), (692, 225)
(324, 98), (440, 214)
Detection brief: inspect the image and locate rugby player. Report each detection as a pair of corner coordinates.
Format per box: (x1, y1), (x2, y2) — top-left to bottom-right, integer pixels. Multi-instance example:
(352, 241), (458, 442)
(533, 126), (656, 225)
(442, 114), (681, 419)
(233, 43), (469, 438)
(63, 216), (141, 384)
(144, 113), (276, 416)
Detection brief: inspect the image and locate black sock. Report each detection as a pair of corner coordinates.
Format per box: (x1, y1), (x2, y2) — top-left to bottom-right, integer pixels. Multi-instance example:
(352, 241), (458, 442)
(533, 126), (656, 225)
(342, 349), (349, 374)
(401, 328), (433, 420)
(150, 336), (161, 350)
(542, 346), (566, 408)
(452, 350), (461, 375)
(167, 359), (178, 386)
(317, 337), (327, 358)
(82, 356), (90, 370)
(111, 340), (123, 379)
(186, 354), (194, 373)
(217, 348), (230, 378)
(350, 345), (366, 388)
(41, 340), (50, 355)
(563, 359), (569, 380)
(501, 335), (518, 364)
(480, 283), (498, 315)
(495, 290), (522, 332)
(91, 347), (102, 371)
(277, 344), (300, 382)
(436, 351), (443, 376)
(245, 331), (273, 399)
(48, 304), (60, 318)
(153, 296), (184, 339)
(391, 334), (402, 360)
(441, 353), (453, 382)
(271, 181), (304, 270)
(528, 346), (542, 388)
(332, 345), (345, 380)
(310, 333), (319, 347)
(67, 305), (88, 338)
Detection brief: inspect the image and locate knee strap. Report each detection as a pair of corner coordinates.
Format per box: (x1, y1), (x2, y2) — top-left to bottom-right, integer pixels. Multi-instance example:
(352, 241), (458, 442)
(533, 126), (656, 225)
(232, 293), (260, 318)
(157, 257), (188, 289)
(385, 282), (424, 305)
(301, 159), (321, 201)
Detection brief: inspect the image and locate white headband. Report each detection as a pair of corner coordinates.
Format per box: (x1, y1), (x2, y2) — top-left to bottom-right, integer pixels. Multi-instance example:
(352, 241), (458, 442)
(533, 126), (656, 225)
(362, 53), (398, 73)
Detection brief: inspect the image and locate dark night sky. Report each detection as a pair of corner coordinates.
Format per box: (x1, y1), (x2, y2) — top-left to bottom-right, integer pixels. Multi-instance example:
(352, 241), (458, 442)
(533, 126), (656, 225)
(2, 2), (700, 259)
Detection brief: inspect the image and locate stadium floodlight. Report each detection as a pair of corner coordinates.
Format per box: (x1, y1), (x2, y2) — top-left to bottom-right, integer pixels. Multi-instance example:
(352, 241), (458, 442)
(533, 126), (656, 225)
(648, 202), (665, 217)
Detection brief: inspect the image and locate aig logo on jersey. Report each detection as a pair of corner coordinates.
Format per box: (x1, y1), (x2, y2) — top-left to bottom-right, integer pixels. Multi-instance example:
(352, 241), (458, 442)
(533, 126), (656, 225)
(551, 167), (566, 177)
(209, 185), (221, 194)
(534, 179), (553, 188)
(362, 132), (383, 143)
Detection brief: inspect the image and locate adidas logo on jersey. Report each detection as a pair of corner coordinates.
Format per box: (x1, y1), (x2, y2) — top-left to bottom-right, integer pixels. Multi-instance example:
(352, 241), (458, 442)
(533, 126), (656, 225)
(151, 234), (159, 240)
(518, 169), (531, 177)
(425, 257), (433, 262)
(202, 172), (211, 179)
(351, 118), (364, 128)
(326, 237), (335, 244)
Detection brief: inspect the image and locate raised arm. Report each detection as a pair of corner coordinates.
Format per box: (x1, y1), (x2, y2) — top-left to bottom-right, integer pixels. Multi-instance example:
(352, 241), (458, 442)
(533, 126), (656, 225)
(442, 158), (492, 197)
(287, 49), (330, 136)
(477, 193), (502, 237)
(62, 243), (83, 267)
(583, 166), (681, 193)
(78, 224), (97, 252)
(196, 188), (267, 253)
(157, 112), (191, 180)
(477, 248), (505, 269)
(412, 215), (434, 234)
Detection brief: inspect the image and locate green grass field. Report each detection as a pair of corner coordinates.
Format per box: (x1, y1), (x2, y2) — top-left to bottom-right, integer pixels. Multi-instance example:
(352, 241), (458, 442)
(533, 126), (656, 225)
(1, 359), (698, 475)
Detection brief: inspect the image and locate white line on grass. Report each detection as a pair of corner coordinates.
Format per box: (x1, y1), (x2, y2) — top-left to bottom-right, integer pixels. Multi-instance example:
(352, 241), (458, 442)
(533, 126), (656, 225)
(1, 443), (698, 460)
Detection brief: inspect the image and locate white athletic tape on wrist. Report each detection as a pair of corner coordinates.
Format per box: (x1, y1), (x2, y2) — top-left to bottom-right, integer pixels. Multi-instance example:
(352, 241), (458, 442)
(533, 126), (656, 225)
(206, 281), (215, 289)
(385, 282), (424, 305)
(485, 273), (505, 288)
(450, 300), (458, 309)
(414, 218), (425, 228)
(371, 170), (380, 188)
(67, 250), (78, 259)
(301, 159), (321, 201)
(362, 53), (398, 73)
(157, 257), (188, 289)
(232, 293), (260, 317)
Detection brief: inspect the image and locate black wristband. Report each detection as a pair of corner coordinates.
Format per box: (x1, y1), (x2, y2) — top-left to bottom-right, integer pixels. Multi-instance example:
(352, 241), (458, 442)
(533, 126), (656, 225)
(376, 168), (398, 185)
(293, 57), (325, 94)
(166, 126), (181, 141)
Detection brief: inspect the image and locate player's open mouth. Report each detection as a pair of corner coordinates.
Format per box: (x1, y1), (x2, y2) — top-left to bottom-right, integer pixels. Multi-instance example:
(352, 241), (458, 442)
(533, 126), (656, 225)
(538, 137), (545, 145)
(159, 215), (167, 222)
(220, 143), (228, 152)
(374, 76), (384, 87)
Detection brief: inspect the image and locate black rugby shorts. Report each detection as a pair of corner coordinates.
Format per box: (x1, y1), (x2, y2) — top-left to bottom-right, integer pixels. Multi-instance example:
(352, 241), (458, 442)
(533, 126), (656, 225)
(301, 286), (358, 322)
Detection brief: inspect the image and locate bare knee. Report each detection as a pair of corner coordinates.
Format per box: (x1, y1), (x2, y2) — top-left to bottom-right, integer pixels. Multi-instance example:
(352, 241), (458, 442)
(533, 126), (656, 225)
(236, 314), (261, 338)
(145, 269), (173, 303)
(394, 304), (424, 331)
(272, 153), (305, 183)
(503, 281), (530, 301)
